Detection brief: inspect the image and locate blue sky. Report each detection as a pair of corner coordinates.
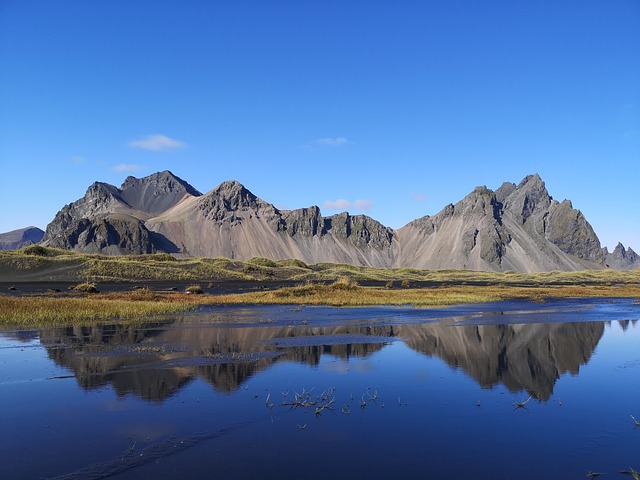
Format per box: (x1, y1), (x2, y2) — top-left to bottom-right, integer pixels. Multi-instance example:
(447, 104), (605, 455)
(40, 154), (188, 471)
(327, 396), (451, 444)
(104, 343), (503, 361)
(1, 0), (638, 250)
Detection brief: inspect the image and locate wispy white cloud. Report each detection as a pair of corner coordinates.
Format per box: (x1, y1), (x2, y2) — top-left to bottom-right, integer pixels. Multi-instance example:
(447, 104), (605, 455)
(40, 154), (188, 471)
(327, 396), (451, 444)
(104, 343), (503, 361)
(323, 198), (374, 212)
(70, 155), (86, 165)
(128, 134), (186, 151)
(309, 137), (350, 147)
(113, 163), (144, 172)
(412, 192), (426, 202)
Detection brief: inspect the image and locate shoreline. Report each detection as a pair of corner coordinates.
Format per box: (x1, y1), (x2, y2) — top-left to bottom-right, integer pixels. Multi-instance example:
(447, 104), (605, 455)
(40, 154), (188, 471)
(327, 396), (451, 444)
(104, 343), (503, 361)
(1, 280), (639, 327)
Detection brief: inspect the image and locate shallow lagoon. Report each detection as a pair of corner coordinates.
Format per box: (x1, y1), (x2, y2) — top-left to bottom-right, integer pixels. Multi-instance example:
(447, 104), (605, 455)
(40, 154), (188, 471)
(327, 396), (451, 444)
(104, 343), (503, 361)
(1, 299), (639, 479)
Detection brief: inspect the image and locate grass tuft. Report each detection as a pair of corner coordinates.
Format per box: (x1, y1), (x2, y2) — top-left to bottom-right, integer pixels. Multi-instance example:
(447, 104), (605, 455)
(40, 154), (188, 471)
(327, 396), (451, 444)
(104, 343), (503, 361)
(185, 284), (204, 294)
(247, 257), (279, 268)
(72, 282), (98, 293)
(22, 245), (50, 256)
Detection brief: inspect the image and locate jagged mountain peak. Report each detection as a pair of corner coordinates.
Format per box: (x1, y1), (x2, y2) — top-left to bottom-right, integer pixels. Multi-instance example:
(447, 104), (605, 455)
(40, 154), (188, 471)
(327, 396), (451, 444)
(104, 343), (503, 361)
(495, 181), (517, 204)
(205, 179), (262, 206)
(613, 242), (626, 253)
(460, 185), (496, 202)
(502, 173), (552, 223)
(453, 185), (502, 221)
(121, 170), (201, 197)
(86, 181), (120, 197)
(613, 242), (638, 261)
(196, 180), (273, 224)
(212, 179), (251, 194)
(119, 170), (201, 215)
(519, 172), (543, 186)
(603, 242), (640, 270)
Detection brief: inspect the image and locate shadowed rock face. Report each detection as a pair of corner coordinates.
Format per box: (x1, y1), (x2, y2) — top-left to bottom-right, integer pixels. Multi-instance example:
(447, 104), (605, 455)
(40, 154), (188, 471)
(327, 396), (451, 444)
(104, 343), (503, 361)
(0, 226), (44, 250)
(38, 317), (603, 402)
(499, 175), (602, 263)
(42, 171), (614, 271)
(119, 171), (202, 215)
(45, 215), (163, 254)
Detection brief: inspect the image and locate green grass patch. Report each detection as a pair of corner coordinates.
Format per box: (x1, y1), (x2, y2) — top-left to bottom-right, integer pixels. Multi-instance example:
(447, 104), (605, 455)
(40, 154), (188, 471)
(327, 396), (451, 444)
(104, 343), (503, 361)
(247, 257), (279, 268)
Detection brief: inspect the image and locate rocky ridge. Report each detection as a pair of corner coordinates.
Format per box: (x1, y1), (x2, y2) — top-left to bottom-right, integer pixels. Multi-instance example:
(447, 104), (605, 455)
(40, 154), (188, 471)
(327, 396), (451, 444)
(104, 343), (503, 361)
(603, 243), (640, 270)
(38, 171), (621, 272)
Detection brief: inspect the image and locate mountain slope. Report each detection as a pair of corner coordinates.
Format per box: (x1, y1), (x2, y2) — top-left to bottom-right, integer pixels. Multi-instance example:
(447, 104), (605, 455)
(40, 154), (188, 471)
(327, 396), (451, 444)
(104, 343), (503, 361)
(396, 174), (604, 271)
(146, 180), (396, 265)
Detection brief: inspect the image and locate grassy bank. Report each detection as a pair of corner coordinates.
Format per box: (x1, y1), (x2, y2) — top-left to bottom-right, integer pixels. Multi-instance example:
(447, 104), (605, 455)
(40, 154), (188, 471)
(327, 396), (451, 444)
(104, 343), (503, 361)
(2, 279), (640, 327)
(3, 246), (640, 285)
(205, 281), (640, 306)
(2, 246), (640, 327)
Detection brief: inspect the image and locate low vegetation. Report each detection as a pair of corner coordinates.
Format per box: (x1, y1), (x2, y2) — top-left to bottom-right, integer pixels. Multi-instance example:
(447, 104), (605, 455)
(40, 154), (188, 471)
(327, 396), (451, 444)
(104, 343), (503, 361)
(4, 280), (640, 327)
(185, 284), (204, 294)
(72, 282), (98, 293)
(3, 246), (640, 285)
(0, 295), (195, 327)
(207, 283), (640, 307)
(2, 247), (640, 327)
(22, 244), (50, 256)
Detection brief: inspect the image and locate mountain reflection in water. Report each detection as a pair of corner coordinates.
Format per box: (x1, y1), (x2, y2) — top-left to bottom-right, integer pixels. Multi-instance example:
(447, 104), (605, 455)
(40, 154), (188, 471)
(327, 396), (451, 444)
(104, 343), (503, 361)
(36, 309), (618, 402)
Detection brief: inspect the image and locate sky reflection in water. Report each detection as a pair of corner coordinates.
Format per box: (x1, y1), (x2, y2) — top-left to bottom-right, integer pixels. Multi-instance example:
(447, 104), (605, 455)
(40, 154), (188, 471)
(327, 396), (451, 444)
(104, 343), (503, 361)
(0, 299), (638, 479)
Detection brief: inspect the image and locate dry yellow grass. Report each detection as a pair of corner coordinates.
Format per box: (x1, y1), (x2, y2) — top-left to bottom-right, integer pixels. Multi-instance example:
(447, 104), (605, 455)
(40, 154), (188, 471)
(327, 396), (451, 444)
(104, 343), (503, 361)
(2, 277), (640, 327)
(201, 283), (640, 307)
(0, 294), (196, 327)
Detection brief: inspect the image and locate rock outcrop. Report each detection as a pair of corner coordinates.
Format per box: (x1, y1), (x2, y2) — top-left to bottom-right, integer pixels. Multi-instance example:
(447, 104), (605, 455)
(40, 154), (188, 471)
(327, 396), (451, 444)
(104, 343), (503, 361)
(0, 226), (44, 250)
(45, 214), (166, 255)
(41, 171), (617, 272)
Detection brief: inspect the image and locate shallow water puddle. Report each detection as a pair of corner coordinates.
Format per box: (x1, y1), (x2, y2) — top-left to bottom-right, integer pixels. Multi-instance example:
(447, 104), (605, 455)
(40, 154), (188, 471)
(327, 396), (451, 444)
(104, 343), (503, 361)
(0, 299), (639, 479)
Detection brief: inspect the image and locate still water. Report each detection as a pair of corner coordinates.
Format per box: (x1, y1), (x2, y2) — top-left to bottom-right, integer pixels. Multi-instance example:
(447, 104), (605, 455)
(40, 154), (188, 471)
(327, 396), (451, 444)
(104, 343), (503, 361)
(0, 299), (638, 479)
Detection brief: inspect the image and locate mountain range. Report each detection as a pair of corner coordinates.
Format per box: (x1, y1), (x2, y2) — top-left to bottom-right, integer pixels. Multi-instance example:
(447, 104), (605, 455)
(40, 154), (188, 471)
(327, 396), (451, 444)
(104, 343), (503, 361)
(5, 170), (630, 272)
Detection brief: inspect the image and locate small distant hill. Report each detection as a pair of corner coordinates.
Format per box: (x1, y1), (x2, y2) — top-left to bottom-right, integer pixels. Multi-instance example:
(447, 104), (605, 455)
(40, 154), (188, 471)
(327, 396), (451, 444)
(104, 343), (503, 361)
(38, 170), (633, 273)
(0, 226), (44, 250)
